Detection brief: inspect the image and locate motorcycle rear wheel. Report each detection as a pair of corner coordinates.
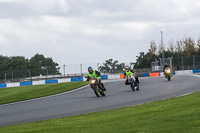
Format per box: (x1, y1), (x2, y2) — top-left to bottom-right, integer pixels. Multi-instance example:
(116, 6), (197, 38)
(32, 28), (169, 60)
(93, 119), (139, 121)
(101, 91), (106, 96)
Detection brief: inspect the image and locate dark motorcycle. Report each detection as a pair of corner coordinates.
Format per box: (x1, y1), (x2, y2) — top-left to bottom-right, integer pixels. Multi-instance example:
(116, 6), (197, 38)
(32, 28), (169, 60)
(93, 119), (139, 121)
(88, 77), (106, 97)
(126, 74), (139, 91)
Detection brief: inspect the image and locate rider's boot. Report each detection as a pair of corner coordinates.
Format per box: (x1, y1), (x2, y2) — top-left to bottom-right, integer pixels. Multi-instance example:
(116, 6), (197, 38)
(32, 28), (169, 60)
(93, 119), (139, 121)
(100, 83), (106, 91)
(136, 77), (139, 84)
(134, 81), (138, 90)
(125, 80), (128, 85)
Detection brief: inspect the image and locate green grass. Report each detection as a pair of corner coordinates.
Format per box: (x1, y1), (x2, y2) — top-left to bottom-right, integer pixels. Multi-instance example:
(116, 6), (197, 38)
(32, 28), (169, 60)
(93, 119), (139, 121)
(0, 81), (89, 105)
(0, 91), (200, 133)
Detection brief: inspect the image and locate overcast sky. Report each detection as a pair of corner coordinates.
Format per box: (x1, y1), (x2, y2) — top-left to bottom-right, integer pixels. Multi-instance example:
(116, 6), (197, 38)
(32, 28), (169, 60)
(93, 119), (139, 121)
(1, 0), (200, 73)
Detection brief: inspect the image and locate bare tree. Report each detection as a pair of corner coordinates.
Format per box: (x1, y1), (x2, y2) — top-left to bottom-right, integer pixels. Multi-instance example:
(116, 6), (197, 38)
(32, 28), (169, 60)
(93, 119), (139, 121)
(149, 40), (157, 55)
(197, 37), (200, 51)
(175, 40), (184, 55)
(167, 40), (175, 53)
(182, 37), (197, 56)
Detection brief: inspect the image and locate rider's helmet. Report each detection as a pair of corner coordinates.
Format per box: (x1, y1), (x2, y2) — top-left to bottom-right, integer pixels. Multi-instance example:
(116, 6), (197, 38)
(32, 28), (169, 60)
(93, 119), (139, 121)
(88, 67), (93, 74)
(125, 66), (130, 72)
(164, 63), (168, 66)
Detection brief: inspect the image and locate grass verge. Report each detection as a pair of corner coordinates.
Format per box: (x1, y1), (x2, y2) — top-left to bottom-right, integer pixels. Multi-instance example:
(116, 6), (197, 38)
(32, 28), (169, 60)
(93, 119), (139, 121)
(0, 81), (89, 105)
(0, 91), (200, 133)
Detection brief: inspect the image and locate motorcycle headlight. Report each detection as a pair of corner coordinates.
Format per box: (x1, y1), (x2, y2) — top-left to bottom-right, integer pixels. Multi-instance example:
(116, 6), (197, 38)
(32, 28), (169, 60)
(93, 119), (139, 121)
(166, 70), (171, 73)
(91, 80), (96, 84)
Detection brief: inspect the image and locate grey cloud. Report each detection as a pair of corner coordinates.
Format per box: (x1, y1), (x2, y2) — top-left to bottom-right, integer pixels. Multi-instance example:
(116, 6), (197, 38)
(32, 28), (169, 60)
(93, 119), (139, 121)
(1, 0), (200, 73)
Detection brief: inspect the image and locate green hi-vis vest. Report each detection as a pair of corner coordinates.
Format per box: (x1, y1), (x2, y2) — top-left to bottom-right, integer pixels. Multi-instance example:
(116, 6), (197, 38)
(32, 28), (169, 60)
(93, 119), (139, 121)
(88, 70), (101, 79)
(126, 70), (133, 76)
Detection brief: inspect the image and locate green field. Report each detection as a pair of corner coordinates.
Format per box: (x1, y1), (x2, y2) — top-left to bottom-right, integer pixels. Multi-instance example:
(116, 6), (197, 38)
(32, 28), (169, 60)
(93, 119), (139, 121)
(0, 91), (199, 133)
(0, 81), (89, 105)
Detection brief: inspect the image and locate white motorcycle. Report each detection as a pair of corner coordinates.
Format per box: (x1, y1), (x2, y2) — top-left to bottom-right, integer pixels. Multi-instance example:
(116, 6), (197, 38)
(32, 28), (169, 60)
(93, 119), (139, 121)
(126, 74), (139, 91)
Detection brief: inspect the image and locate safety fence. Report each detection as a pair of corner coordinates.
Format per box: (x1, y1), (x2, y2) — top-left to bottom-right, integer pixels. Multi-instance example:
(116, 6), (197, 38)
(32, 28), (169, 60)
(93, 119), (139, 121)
(142, 69), (200, 77)
(1, 57), (200, 84)
(0, 69), (200, 88)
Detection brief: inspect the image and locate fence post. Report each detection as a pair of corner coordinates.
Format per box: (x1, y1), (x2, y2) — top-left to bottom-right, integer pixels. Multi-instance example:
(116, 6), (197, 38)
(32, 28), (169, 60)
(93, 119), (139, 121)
(193, 55), (195, 69)
(181, 56), (183, 70)
(5, 73), (6, 83)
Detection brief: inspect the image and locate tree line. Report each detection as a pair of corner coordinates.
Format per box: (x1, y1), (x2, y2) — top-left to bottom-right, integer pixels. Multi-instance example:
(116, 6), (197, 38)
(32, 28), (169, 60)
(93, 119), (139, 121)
(0, 53), (60, 80)
(100, 36), (200, 73)
(134, 37), (200, 69)
(99, 59), (125, 73)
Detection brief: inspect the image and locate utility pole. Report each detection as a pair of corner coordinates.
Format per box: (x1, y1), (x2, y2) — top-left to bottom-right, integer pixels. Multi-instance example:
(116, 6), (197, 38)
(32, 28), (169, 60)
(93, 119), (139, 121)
(161, 31), (165, 66)
(181, 56), (183, 70)
(97, 63), (99, 70)
(5, 73), (6, 83)
(159, 58), (162, 66)
(80, 63), (82, 76)
(29, 64), (31, 81)
(46, 67), (48, 78)
(193, 55), (195, 69)
(63, 64), (65, 78)
(12, 71), (13, 82)
(168, 57), (173, 69)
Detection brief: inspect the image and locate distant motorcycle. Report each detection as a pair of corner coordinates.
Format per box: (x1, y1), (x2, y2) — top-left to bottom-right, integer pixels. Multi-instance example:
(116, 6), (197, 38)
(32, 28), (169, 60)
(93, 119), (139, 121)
(126, 74), (139, 91)
(87, 77), (106, 97)
(164, 67), (172, 81)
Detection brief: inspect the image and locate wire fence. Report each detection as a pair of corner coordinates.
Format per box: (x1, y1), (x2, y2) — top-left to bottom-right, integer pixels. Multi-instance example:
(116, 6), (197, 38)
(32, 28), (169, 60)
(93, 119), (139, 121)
(171, 55), (200, 70)
(151, 55), (200, 72)
(1, 55), (200, 83)
(0, 62), (131, 83)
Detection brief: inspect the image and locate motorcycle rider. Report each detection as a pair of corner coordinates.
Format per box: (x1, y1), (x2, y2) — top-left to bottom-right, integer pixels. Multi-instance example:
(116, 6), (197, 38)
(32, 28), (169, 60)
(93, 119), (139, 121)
(163, 63), (170, 75)
(86, 67), (106, 91)
(124, 66), (139, 85)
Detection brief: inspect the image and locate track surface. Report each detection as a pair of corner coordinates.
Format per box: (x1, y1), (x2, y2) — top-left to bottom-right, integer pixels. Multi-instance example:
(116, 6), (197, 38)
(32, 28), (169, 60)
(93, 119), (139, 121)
(0, 75), (200, 127)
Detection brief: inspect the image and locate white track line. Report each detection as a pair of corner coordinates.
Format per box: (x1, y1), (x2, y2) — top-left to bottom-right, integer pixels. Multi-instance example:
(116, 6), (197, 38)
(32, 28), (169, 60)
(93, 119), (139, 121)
(0, 79), (124, 107)
(0, 85), (90, 107)
(177, 92), (194, 97)
(192, 75), (200, 78)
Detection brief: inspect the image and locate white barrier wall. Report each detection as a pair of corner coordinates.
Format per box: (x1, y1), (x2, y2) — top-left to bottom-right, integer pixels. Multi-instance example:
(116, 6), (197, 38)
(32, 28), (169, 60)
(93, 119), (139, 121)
(83, 77), (87, 81)
(175, 70), (193, 75)
(108, 74), (121, 79)
(151, 70), (193, 77)
(7, 82), (20, 88)
(33, 80), (46, 85)
(160, 72), (164, 76)
(58, 78), (71, 83)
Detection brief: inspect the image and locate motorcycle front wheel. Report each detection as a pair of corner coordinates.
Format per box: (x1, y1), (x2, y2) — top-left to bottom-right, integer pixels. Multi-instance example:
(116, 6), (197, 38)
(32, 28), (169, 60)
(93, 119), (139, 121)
(136, 84), (139, 91)
(168, 75), (171, 81)
(93, 86), (101, 97)
(131, 82), (135, 91)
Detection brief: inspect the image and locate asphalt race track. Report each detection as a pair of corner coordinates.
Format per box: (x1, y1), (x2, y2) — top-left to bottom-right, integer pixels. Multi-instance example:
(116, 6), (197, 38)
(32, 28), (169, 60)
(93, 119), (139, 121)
(0, 75), (200, 127)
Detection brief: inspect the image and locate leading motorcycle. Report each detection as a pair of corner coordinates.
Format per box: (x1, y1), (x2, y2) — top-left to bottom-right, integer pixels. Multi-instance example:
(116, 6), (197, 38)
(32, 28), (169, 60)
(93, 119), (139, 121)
(164, 67), (172, 81)
(88, 77), (106, 97)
